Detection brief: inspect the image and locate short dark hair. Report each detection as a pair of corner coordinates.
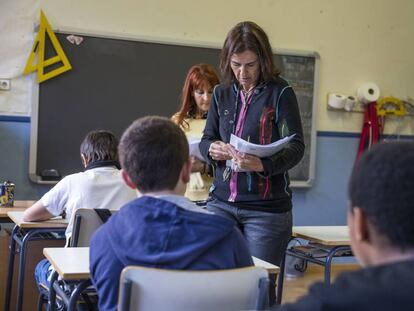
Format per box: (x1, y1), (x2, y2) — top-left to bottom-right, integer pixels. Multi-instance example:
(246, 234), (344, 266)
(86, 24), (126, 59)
(80, 130), (119, 162)
(220, 21), (280, 86)
(348, 141), (414, 249)
(118, 116), (189, 192)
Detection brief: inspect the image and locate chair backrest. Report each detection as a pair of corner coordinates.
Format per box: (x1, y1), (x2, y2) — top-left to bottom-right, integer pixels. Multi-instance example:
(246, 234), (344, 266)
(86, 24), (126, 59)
(118, 266), (269, 311)
(70, 208), (116, 247)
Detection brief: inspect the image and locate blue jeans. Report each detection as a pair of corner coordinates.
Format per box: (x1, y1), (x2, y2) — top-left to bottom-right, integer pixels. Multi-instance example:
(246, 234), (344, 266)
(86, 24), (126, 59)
(35, 259), (53, 292)
(35, 259), (97, 310)
(207, 198), (292, 266)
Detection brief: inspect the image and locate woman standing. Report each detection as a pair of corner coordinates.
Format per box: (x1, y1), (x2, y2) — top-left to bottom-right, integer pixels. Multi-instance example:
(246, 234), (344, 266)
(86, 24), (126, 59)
(200, 22), (304, 266)
(172, 64), (220, 202)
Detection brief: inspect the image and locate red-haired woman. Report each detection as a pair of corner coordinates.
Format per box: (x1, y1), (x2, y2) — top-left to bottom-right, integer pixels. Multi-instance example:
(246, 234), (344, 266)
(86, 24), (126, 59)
(172, 63), (220, 202)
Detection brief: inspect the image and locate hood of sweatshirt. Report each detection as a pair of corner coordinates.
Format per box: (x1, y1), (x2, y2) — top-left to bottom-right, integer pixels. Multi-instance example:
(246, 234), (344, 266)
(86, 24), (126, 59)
(106, 196), (237, 268)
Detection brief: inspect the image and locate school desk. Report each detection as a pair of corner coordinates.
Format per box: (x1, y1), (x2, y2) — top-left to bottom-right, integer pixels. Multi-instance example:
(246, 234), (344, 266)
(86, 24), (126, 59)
(0, 200), (34, 221)
(276, 226), (353, 304)
(4, 211), (67, 311)
(43, 247), (91, 311)
(43, 247), (280, 310)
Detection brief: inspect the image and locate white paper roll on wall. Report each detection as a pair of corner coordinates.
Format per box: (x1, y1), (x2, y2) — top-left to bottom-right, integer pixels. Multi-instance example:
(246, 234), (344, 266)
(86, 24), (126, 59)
(344, 96), (357, 111)
(328, 93), (346, 109)
(357, 82), (380, 104)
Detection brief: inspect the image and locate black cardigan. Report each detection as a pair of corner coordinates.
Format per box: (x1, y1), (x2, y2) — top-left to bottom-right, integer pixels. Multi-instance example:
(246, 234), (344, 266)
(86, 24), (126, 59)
(200, 77), (305, 212)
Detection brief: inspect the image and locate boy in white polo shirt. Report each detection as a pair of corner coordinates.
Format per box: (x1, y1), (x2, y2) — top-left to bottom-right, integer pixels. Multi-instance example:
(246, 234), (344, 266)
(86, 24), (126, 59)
(23, 130), (136, 291)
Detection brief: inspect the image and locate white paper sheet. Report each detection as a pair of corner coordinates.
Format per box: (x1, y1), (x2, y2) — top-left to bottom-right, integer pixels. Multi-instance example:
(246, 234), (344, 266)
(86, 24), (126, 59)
(230, 134), (295, 157)
(227, 134), (295, 171)
(188, 137), (203, 160)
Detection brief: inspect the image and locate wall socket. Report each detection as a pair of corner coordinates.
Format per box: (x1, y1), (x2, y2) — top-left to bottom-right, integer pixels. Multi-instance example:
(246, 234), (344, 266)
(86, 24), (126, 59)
(0, 79), (11, 91)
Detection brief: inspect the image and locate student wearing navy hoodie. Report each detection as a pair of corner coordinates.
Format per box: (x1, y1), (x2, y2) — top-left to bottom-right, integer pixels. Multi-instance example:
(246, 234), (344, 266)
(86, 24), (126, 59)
(90, 116), (253, 311)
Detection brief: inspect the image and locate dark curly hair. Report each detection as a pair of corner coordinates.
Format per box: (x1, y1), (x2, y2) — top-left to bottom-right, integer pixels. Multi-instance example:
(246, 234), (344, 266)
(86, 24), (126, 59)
(348, 141), (414, 250)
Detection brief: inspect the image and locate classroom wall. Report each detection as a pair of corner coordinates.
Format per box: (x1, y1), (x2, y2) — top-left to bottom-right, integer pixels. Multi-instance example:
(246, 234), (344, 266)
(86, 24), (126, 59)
(38, 0), (414, 134)
(0, 119), (51, 199)
(1, 0), (413, 226)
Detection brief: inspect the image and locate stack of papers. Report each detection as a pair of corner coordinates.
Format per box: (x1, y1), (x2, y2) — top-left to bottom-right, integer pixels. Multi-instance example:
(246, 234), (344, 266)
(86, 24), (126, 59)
(229, 134), (295, 157)
(227, 134), (295, 171)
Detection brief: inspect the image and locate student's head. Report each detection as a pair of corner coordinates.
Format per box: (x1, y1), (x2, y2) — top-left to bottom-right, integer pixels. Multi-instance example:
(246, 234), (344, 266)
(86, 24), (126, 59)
(348, 141), (414, 266)
(80, 130), (119, 166)
(174, 64), (220, 128)
(220, 21), (280, 88)
(119, 116), (190, 194)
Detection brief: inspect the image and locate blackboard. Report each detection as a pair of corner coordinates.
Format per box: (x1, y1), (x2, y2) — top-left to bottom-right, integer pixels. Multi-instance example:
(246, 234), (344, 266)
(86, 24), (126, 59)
(29, 32), (318, 187)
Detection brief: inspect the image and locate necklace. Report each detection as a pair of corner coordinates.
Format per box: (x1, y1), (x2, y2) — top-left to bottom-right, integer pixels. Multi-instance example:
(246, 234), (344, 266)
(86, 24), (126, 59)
(241, 85), (256, 98)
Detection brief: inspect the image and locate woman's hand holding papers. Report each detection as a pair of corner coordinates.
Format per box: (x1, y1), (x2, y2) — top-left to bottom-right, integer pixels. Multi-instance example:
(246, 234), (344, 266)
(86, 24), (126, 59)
(227, 146), (264, 172)
(209, 141), (233, 161)
(209, 140), (264, 172)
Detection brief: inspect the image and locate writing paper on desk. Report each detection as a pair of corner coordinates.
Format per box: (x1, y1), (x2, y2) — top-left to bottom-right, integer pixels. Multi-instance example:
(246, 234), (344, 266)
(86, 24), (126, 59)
(188, 137), (203, 160)
(229, 134), (295, 157)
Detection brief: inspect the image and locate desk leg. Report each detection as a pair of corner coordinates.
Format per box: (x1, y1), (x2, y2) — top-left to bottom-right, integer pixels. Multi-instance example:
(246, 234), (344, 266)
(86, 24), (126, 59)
(49, 275), (92, 311)
(4, 225), (19, 311)
(324, 246), (352, 284)
(67, 279), (92, 311)
(276, 251), (286, 305)
(48, 270), (59, 311)
(325, 250), (334, 284)
(16, 230), (38, 311)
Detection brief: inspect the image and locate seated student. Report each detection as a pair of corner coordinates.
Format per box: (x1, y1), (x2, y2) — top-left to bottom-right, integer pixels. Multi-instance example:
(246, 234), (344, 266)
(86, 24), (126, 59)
(276, 141), (414, 311)
(23, 130), (136, 289)
(90, 116), (253, 311)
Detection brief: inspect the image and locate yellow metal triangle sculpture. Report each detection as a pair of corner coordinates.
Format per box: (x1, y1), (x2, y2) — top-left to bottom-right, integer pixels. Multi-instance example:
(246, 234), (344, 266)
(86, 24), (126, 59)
(23, 10), (72, 83)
